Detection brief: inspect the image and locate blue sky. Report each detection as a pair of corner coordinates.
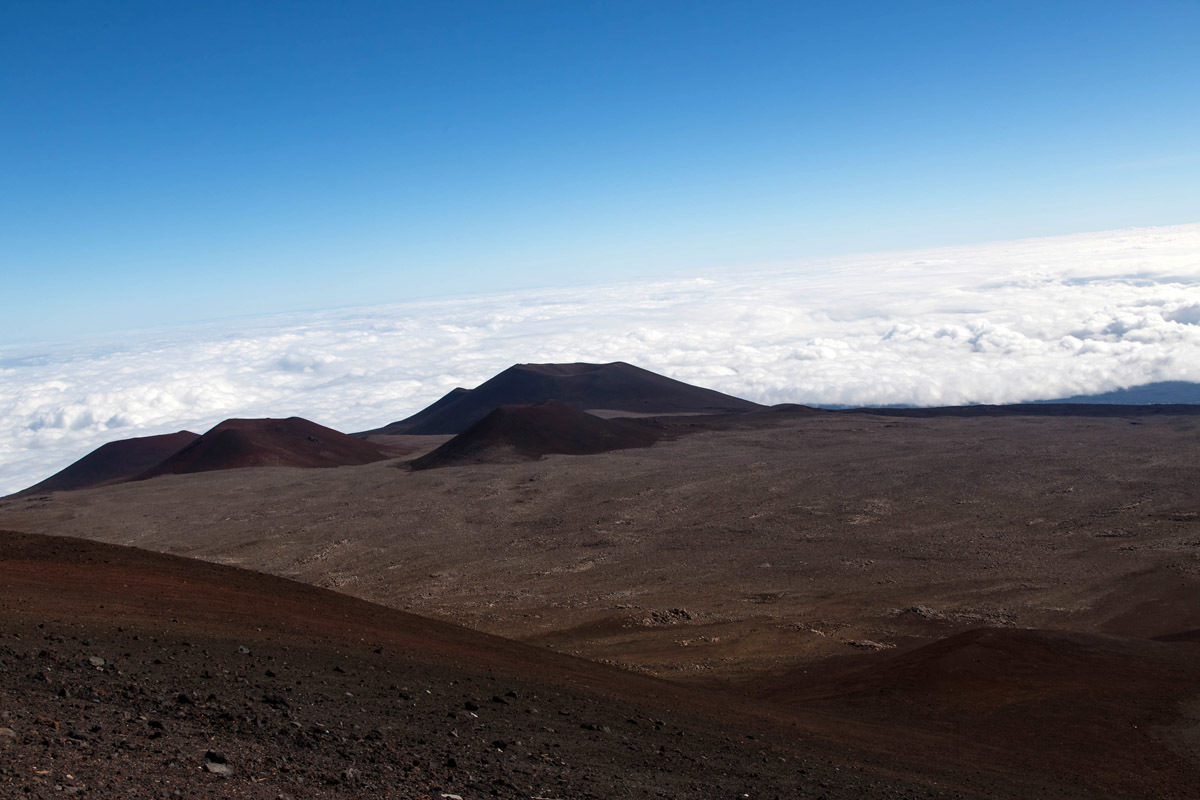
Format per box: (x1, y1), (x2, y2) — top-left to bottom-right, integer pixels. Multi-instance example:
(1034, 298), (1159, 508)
(3, 1), (1198, 343)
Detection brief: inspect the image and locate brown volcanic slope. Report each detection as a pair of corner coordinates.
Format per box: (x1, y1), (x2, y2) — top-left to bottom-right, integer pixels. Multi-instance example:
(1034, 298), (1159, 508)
(410, 401), (663, 470)
(759, 627), (1200, 800)
(362, 361), (762, 435)
(11, 430), (200, 497)
(138, 416), (390, 479)
(0, 529), (1051, 800)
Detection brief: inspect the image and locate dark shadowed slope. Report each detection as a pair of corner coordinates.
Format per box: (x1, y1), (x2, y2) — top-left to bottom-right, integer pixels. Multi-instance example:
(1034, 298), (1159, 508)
(361, 361), (762, 435)
(759, 627), (1200, 800)
(411, 400), (662, 470)
(138, 417), (389, 479)
(11, 431), (200, 497)
(375, 385), (470, 434)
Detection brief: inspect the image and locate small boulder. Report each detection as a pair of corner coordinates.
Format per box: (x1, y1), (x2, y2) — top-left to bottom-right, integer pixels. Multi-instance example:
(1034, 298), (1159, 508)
(204, 750), (232, 776)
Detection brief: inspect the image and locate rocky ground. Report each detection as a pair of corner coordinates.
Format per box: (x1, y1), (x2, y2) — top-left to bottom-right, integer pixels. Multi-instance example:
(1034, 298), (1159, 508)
(2, 529), (1062, 800)
(3, 622), (830, 800)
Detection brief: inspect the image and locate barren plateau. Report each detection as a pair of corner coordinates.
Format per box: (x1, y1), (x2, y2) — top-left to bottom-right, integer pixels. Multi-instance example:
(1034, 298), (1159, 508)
(4, 408), (1198, 682)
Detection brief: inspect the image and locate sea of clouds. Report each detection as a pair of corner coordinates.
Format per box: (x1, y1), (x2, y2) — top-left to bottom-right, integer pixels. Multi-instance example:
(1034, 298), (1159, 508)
(2, 222), (1199, 495)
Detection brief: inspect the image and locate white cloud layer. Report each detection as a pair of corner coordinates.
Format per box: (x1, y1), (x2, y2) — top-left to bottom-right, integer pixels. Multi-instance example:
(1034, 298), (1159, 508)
(3, 223), (1200, 495)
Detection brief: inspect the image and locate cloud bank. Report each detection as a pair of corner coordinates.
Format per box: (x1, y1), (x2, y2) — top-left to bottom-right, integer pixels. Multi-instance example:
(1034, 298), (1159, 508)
(3, 223), (1199, 495)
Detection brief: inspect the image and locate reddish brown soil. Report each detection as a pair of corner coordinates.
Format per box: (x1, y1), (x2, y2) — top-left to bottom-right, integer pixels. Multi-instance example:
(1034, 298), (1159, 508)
(138, 417), (390, 479)
(754, 627), (1200, 799)
(410, 402), (662, 470)
(0, 529), (1057, 800)
(12, 431), (200, 497)
(362, 362), (762, 435)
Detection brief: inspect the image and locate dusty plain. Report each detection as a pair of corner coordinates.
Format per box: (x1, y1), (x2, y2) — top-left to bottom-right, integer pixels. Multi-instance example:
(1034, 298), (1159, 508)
(4, 409), (1198, 676)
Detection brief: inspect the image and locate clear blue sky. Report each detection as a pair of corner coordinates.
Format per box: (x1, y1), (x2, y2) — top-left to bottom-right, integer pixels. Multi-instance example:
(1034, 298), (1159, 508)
(3, 1), (1198, 343)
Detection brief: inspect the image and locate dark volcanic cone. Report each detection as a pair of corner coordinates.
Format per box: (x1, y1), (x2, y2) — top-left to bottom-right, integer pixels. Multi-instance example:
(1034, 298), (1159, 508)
(138, 417), (389, 479)
(12, 431), (200, 497)
(362, 361), (762, 435)
(411, 400), (661, 470)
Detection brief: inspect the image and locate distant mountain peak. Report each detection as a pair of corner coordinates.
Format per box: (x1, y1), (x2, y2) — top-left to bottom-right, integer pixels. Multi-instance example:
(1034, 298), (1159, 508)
(361, 361), (761, 436)
(139, 416), (389, 479)
(11, 417), (390, 496)
(11, 431), (201, 497)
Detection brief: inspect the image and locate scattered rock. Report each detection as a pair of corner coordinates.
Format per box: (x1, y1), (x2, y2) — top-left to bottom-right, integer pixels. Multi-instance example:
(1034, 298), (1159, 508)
(262, 693), (289, 708)
(899, 605), (945, 620)
(845, 639), (894, 651)
(203, 750), (231, 776)
(87, 656), (106, 667)
(639, 608), (694, 627)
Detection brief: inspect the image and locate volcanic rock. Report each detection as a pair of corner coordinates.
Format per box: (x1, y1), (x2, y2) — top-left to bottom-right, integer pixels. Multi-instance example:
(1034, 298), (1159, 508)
(203, 750), (232, 776)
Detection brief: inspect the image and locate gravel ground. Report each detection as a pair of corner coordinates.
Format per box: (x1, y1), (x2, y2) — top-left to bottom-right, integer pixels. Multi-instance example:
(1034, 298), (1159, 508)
(0, 530), (1039, 800)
